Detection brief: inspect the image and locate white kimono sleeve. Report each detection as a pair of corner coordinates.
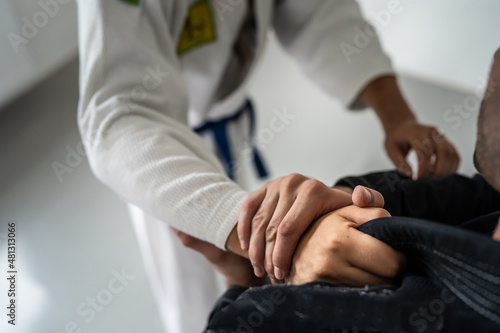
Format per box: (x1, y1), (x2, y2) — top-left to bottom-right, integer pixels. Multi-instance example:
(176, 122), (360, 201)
(76, 0), (247, 248)
(273, 0), (394, 109)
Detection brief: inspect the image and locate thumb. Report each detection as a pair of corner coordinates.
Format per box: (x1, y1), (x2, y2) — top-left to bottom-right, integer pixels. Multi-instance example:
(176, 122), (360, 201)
(352, 186), (385, 208)
(327, 188), (354, 210)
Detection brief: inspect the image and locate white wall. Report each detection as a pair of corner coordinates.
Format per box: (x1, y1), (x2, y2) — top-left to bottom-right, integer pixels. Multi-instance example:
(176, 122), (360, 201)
(0, 0), (78, 109)
(0, 1), (495, 332)
(1, 0), (499, 109)
(356, 0), (500, 94)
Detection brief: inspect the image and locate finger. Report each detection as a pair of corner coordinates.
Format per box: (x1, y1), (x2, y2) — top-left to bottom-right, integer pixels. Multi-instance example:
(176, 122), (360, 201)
(248, 191), (280, 277)
(238, 187), (266, 251)
(272, 188), (353, 279)
(352, 186), (385, 208)
(248, 221), (266, 277)
(170, 227), (220, 260)
(432, 144), (459, 177)
(287, 256), (392, 286)
(414, 145), (434, 178)
(327, 266), (395, 287)
(271, 194), (320, 280)
(264, 239), (277, 280)
(386, 143), (413, 177)
(344, 228), (407, 278)
(432, 138), (460, 177)
(273, 185), (352, 280)
(328, 188), (355, 209)
(264, 193), (295, 278)
(336, 205), (391, 225)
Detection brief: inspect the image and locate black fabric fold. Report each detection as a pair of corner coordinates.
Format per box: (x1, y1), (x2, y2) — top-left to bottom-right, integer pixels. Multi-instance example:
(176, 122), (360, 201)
(205, 214), (500, 333)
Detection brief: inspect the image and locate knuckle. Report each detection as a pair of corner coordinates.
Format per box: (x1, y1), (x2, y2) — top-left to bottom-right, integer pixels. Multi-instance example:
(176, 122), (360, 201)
(315, 260), (339, 280)
(431, 130), (445, 143)
(252, 212), (268, 227)
(372, 208), (391, 219)
(241, 199), (262, 215)
(283, 173), (305, 188)
(265, 224), (278, 242)
(302, 179), (323, 195)
(277, 220), (294, 237)
(416, 150), (430, 162)
(248, 247), (263, 263)
(287, 173), (304, 180)
(327, 234), (345, 252)
(281, 179), (297, 192)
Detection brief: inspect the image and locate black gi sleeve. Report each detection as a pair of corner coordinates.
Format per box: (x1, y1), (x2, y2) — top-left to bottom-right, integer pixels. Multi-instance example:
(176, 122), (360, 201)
(206, 286), (248, 323)
(334, 170), (500, 225)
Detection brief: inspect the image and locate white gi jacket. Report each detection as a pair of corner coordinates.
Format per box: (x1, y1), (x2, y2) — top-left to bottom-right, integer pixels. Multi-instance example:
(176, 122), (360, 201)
(76, 0), (393, 249)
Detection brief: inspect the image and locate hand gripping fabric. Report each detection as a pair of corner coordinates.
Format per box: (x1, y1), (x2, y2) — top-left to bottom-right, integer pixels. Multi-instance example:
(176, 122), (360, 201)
(204, 213), (500, 333)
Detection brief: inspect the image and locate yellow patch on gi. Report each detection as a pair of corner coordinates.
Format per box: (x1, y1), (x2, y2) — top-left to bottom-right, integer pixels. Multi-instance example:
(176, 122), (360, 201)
(177, 0), (216, 56)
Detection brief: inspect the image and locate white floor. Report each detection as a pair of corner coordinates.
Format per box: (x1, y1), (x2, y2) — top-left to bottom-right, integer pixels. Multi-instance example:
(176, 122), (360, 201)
(0, 39), (480, 333)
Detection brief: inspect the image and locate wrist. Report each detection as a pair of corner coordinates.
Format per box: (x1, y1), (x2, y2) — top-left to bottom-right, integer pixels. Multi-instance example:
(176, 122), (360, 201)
(360, 76), (417, 134)
(225, 225), (248, 259)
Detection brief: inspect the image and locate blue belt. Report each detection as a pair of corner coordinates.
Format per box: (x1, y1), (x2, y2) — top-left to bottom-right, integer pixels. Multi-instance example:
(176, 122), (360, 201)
(193, 100), (269, 180)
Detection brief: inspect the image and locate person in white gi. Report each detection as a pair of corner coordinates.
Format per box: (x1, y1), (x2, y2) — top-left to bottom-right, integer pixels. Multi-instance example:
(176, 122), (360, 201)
(75, 0), (460, 332)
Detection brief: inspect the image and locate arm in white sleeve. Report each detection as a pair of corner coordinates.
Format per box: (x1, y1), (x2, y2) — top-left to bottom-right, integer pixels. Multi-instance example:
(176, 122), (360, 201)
(273, 0), (394, 109)
(76, 0), (247, 248)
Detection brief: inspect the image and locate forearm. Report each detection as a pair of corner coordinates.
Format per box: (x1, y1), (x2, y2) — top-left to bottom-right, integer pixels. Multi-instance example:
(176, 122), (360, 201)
(87, 115), (247, 247)
(360, 75), (416, 133)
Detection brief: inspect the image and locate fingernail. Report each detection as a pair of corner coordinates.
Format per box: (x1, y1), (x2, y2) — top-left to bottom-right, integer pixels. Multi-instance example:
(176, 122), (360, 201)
(253, 266), (264, 277)
(362, 187), (372, 202)
(240, 240), (248, 251)
(274, 267), (284, 280)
